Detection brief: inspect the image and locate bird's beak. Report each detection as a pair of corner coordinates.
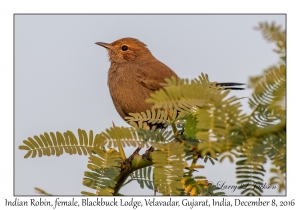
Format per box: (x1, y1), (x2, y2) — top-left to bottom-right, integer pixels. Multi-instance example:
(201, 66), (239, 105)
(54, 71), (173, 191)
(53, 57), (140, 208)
(95, 42), (111, 49)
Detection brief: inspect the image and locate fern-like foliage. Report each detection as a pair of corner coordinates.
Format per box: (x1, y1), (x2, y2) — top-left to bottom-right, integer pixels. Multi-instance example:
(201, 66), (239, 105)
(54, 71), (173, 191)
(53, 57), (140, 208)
(249, 65), (286, 127)
(181, 175), (225, 196)
(236, 158), (266, 196)
(147, 74), (231, 113)
(234, 22), (286, 195)
(81, 147), (122, 196)
(34, 187), (53, 196)
(98, 126), (174, 149)
(269, 168), (285, 193)
(19, 21), (286, 196)
(18, 129), (101, 158)
(254, 22), (286, 62)
(152, 141), (185, 195)
(125, 108), (178, 129)
(131, 166), (154, 190)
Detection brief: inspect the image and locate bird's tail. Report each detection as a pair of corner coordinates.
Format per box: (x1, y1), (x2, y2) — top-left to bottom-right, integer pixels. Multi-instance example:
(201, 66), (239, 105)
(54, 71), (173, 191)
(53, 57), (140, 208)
(216, 82), (245, 90)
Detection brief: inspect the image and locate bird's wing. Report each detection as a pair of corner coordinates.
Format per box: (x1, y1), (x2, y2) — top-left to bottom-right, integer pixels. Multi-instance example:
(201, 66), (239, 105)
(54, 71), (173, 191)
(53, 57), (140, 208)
(132, 61), (178, 91)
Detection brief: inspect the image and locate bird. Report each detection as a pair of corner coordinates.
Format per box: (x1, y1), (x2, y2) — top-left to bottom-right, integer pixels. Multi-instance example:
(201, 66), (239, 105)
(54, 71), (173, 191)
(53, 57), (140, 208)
(96, 37), (244, 128)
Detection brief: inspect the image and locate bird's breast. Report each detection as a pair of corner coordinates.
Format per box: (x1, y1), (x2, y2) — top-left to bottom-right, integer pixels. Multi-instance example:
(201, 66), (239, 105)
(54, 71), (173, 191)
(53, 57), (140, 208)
(107, 64), (153, 119)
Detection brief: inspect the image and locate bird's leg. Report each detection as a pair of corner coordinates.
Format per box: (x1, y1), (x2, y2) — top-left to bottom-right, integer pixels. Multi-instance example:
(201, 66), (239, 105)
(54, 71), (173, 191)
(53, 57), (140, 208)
(122, 147), (141, 172)
(142, 146), (154, 160)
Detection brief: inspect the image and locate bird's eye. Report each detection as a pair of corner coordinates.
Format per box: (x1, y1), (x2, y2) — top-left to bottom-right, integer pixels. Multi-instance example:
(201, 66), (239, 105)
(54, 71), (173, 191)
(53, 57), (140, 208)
(121, 45), (128, 51)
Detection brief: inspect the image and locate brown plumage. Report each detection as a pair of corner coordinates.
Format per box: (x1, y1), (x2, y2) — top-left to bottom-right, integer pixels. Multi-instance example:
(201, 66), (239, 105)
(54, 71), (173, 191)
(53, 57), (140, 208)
(96, 37), (244, 126)
(96, 38), (177, 121)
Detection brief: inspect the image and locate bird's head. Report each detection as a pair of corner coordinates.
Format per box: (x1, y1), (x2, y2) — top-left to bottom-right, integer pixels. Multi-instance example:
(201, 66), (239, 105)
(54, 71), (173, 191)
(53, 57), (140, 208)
(96, 37), (153, 63)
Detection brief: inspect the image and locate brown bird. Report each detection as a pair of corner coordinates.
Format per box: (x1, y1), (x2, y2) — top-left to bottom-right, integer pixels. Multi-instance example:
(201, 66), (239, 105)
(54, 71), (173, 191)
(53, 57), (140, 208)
(96, 37), (244, 127)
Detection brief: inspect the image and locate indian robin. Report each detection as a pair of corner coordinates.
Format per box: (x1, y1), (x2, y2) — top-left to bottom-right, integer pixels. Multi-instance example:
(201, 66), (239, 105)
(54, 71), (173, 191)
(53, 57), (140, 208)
(96, 37), (244, 127)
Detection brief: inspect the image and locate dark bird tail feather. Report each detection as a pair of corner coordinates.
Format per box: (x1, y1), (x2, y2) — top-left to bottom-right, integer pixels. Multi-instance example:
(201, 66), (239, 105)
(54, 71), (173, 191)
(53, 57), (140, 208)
(216, 82), (245, 90)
